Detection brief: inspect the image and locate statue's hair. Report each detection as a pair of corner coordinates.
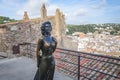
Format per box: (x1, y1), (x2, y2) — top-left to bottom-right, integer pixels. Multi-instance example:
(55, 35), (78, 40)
(41, 21), (52, 36)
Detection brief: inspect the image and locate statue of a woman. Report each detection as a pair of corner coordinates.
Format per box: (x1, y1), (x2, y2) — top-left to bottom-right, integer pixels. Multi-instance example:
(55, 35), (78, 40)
(36, 21), (57, 80)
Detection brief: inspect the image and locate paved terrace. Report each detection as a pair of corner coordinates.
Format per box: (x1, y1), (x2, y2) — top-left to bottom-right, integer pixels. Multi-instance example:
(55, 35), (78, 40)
(0, 57), (73, 80)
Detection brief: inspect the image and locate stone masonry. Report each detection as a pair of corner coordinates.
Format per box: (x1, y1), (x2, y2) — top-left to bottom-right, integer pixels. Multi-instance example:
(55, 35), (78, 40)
(0, 4), (66, 54)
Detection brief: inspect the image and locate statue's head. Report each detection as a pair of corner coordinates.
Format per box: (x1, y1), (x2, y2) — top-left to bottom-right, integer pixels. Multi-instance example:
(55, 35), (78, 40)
(41, 21), (52, 36)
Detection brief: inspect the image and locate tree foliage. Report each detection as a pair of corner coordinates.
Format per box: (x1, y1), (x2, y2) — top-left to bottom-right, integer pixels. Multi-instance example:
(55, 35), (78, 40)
(0, 16), (17, 24)
(66, 23), (120, 35)
(66, 24), (96, 35)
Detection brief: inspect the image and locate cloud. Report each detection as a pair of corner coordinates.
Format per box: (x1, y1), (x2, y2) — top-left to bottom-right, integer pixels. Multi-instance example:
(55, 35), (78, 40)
(16, 0), (107, 24)
(0, 0), (20, 7)
(17, 0), (49, 18)
(0, 0), (25, 19)
(69, 0), (108, 24)
(17, 0), (60, 18)
(91, 0), (107, 9)
(109, 5), (120, 11)
(74, 8), (88, 16)
(47, 5), (59, 16)
(15, 0), (119, 24)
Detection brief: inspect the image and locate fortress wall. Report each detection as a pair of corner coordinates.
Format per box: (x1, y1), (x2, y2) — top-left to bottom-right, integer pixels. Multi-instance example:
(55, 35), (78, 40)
(0, 4), (66, 54)
(0, 17), (57, 52)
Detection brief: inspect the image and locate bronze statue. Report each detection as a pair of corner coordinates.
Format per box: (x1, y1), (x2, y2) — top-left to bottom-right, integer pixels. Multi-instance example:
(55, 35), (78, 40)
(36, 21), (57, 80)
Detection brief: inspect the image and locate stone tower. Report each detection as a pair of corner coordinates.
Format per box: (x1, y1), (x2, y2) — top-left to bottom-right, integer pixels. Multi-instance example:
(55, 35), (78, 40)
(23, 11), (29, 21)
(41, 4), (47, 18)
(55, 8), (65, 46)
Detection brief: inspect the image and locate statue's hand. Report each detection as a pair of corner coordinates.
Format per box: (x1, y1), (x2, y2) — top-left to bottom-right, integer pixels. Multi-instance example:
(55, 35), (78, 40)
(37, 56), (41, 68)
(37, 57), (40, 68)
(37, 63), (39, 68)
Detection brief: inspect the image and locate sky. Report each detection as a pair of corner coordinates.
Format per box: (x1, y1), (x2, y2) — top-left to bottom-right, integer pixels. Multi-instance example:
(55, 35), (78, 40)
(0, 0), (120, 24)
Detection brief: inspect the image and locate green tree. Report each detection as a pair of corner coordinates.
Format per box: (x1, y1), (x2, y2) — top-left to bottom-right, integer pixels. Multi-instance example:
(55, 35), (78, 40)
(0, 16), (17, 24)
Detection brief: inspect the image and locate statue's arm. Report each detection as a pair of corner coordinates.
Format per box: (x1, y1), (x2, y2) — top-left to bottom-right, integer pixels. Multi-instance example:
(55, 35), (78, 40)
(36, 38), (42, 68)
(53, 37), (57, 52)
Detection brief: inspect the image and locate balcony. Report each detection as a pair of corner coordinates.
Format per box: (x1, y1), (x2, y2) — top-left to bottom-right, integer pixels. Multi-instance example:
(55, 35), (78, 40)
(0, 42), (120, 80)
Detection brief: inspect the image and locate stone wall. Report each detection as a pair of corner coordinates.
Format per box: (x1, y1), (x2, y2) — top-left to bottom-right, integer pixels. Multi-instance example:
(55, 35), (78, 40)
(0, 17), (64, 52)
(0, 4), (66, 55)
(0, 28), (8, 52)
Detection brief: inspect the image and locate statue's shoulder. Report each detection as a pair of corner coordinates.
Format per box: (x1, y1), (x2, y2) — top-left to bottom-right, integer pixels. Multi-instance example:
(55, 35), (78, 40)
(52, 36), (57, 42)
(38, 37), (43, 43)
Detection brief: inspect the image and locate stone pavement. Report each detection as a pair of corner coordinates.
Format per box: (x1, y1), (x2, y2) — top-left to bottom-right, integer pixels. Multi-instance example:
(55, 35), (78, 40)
(0, 57), (73, 80)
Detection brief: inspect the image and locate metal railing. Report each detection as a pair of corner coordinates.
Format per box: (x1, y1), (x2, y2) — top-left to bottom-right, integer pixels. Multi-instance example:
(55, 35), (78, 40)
(19, 42), (37, 59)
(19, 43), (120, 80)
(0, 54), (7, 59)
(55, 48), (120, 80)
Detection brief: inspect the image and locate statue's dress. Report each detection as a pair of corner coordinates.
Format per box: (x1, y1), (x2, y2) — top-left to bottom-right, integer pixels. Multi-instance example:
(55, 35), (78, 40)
(34, 36), (57, 80)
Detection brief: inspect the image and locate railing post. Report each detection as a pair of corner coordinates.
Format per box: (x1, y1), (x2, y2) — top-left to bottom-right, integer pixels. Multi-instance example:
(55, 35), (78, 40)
(78, 54), (80, 80)
(27, 44), (28, 57)
(30, 43), (31, 58)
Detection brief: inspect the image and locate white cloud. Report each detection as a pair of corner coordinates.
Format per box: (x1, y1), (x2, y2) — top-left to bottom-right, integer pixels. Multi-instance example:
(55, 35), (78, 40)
(0, 0), (24, 19)
(17, 0), (61, 19)
(17, 0), (50, 18)
(1, 0), (119, 24)
(74, 8), (88, 16)
(16, 0), (107, 24)
(16, 0), (114, 24)
(47, 5), (59, 16)
(109, 5), (120, 11)
(65, 0), (108, 24)
(91, 0), (107, 9)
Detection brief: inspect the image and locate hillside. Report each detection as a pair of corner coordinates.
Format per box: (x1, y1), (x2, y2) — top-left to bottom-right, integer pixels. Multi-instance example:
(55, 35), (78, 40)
(66, 23), (120, 35)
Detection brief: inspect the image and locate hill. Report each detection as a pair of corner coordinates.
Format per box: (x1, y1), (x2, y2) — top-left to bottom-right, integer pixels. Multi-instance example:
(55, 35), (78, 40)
(66, 23), (120, 35)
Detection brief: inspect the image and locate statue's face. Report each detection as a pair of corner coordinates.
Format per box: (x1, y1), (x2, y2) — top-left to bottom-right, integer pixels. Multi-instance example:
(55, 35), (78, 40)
(41, 21), (52, 35)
